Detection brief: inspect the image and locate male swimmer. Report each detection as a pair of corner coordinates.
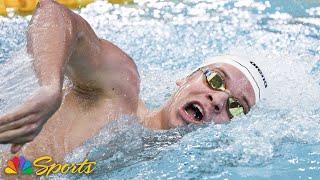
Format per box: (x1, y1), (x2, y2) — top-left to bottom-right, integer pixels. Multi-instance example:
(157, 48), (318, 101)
(0, 0), (268, 161)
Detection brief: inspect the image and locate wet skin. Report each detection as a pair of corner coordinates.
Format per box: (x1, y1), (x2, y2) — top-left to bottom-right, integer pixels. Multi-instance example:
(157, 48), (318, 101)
(148, 63), (256, 129)
(0, 0), (255, 161)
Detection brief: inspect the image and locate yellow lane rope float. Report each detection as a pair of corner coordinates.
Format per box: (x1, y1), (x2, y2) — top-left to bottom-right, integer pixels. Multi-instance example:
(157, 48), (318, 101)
(56, 0), (93, 9)
(0, 0), (134, 16)
(0, 0), (7, 16)
(108, 0), (133, 4)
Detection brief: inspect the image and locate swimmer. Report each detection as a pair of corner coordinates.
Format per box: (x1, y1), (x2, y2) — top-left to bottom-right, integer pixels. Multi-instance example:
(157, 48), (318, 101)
(0, 0), (268, 161)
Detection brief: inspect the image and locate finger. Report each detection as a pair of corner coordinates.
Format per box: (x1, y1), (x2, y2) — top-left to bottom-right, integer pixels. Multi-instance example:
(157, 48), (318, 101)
(0, 114), (37, 133)
(9, 126), (42, 145)
(0, 124), (40, 144)
(0, 124), (37, 143)
(0, 103), (34, 126)
(10, 135), (35, 144)
(10, 144), (24, 154)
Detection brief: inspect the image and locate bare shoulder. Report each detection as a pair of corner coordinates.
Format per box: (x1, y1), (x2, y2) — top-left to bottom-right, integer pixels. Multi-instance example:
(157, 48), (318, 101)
(99, 39), (139, 76)
(98, 39), (141, 103)
(68, 37), (141, 112)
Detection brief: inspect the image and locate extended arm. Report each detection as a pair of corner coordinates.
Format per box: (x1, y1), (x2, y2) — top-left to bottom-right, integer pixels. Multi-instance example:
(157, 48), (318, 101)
(0, 0), (139, 153)
(0, 0), (81, 153)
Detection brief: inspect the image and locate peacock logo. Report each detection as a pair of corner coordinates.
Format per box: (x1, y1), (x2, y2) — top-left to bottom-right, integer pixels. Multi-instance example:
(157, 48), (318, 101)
(4, 156), (33, 175)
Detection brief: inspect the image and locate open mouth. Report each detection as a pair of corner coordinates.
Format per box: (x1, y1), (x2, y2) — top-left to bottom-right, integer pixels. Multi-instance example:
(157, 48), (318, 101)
(184, 102), (204, 122)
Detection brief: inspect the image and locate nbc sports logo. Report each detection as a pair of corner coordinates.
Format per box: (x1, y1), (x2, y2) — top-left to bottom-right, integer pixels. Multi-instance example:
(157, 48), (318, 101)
(2, 155), (95, 177)
(4, 156), (33, 175)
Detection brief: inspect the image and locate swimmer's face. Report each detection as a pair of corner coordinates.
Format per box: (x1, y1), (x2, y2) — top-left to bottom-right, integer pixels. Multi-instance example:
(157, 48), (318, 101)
(162, 63), (256, 128)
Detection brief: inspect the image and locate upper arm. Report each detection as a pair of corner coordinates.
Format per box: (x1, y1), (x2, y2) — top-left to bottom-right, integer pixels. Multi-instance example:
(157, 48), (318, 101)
(62, 8), (140, 100)
(66, 38), (140, 100)
(28, 0), (140, 102)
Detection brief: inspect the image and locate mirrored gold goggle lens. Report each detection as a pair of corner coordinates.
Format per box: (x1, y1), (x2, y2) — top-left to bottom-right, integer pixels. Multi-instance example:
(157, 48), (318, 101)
(228, 98), (244, 117)
(203, 69), (245, 118)
(207, 73), (224, 90)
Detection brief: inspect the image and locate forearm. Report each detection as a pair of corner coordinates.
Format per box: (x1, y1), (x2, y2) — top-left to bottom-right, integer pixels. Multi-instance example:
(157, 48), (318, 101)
(27, 0), (77, 92)
(0, 1), (98, 152)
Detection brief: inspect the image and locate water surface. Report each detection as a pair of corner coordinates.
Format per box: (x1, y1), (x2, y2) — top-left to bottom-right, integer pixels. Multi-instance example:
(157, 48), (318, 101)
(0, 0), (320, 179)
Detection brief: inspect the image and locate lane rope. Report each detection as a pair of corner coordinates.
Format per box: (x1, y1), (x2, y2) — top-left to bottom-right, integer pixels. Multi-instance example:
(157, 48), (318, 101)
(0, 0), (134, 16)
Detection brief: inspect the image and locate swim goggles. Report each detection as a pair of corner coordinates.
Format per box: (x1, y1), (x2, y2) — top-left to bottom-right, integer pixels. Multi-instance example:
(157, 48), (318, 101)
(199, 67), (245, 118)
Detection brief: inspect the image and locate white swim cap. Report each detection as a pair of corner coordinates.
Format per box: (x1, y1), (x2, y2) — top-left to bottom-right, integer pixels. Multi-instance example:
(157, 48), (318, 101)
(195, 55), (268, 102)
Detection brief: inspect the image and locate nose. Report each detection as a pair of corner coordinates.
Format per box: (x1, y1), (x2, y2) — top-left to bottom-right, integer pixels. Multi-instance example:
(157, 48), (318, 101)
(206, 91), (229, 113)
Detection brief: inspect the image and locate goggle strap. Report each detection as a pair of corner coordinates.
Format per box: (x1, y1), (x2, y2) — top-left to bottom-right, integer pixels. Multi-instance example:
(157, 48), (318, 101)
(203, 68), (211, 77)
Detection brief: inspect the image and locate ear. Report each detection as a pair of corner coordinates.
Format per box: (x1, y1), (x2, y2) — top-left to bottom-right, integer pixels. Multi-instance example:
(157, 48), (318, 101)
(176, 77), (187, 87)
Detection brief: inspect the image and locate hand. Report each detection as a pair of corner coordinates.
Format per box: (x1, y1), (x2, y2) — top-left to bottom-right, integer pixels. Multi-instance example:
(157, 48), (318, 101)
(0, 86), (62, 153)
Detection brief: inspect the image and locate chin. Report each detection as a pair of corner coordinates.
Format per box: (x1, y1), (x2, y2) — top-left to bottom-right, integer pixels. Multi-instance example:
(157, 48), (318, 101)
(164, 105), (185, 128)
(164, 93), (194, 128)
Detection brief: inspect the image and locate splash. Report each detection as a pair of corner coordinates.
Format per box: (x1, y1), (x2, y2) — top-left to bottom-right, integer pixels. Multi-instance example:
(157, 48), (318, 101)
(0, 0), (319, 179)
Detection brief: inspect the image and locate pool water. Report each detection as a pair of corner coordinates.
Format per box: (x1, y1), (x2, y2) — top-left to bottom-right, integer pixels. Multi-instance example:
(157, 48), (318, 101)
(1, 0), (320, 179)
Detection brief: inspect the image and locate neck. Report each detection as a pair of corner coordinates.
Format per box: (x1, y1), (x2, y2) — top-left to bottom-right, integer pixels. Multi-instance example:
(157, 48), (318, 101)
(140, 108), (168, 130)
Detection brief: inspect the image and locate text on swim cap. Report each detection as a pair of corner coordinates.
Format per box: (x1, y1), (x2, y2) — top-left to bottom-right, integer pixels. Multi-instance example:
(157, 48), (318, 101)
(250, 61), (268, 88)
